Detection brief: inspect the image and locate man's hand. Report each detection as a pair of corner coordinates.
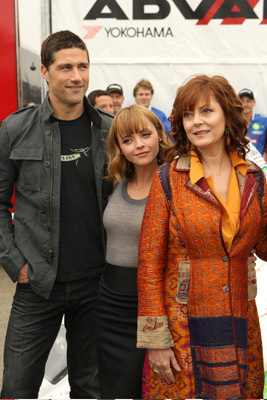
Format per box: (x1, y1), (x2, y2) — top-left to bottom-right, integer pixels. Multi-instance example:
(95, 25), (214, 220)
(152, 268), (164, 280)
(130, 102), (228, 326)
(17, 263), (29, 283)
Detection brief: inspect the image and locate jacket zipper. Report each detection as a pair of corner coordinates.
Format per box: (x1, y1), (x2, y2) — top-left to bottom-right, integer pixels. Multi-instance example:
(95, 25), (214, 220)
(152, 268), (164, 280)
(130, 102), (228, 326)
(48, 124), (54, 262)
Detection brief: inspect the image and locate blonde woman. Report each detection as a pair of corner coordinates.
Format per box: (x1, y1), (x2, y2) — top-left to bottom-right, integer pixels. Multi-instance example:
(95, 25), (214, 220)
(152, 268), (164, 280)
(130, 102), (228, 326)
(96, 104), (170, 398)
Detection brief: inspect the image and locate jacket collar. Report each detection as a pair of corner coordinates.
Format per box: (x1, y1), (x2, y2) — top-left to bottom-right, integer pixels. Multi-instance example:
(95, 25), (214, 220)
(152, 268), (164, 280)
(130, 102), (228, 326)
(84, 97), (102, 127)
(41, 92), (102, 127)
(41, 93), (54, 121)
(173, 154), (261, 215)
(173, 153), (260, 174)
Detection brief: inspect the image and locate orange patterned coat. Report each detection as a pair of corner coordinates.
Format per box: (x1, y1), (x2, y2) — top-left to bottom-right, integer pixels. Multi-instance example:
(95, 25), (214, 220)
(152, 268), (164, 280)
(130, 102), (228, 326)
(137, 155), (267, 399)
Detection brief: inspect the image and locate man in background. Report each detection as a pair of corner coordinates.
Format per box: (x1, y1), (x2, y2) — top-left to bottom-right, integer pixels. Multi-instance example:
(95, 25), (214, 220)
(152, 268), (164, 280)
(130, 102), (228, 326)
(238, 88), (267, 156)
(133, 78), (171, 136)
(88, 89), (114, 114)
(106, 83), (124, 115)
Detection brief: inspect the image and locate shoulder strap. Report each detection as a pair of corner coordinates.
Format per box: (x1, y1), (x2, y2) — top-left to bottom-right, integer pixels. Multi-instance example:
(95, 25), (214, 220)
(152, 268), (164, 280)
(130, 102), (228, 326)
(253, 168), (264, 217)
(248, 160), (265, 217)
(158, 164), (172, 201)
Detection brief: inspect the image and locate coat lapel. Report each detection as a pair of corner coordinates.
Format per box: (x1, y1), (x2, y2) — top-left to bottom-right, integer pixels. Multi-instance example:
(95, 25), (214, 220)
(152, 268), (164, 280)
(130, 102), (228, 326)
(185, 179), (220, 207)
(237, 161), (260, 219)
(174, 155), (219, 207)
(174, 156), (261, 216)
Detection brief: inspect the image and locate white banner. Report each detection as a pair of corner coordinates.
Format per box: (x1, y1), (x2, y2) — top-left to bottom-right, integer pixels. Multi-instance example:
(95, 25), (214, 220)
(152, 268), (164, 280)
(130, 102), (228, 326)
(51, 0), (267, 118)
(52, 0), (267, 64)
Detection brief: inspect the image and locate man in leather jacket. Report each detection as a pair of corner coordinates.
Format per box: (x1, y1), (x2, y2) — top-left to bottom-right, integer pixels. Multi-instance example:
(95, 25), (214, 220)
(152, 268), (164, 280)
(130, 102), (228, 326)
(0, 30), (113, 399)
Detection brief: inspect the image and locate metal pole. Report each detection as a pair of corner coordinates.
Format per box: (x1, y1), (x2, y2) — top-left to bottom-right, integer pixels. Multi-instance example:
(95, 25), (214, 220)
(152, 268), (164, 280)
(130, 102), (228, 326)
(14, 0), (23, 109)
(41, 0), (52, 101)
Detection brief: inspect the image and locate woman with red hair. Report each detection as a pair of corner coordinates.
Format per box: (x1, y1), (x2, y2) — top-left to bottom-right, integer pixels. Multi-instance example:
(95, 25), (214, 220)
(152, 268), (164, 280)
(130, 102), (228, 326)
(137, 74), (267, 399)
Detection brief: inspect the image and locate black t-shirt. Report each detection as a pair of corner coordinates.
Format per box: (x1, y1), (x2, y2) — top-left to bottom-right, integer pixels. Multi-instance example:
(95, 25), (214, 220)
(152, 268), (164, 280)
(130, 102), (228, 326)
(52, 111), (105, 281)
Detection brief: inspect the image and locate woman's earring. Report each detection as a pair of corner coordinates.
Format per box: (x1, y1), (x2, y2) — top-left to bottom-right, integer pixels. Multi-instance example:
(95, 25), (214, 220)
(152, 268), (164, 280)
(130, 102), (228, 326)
(224, 127), (231, 146)
(159, 138), (162, 142)
(224, 127), (230, 136)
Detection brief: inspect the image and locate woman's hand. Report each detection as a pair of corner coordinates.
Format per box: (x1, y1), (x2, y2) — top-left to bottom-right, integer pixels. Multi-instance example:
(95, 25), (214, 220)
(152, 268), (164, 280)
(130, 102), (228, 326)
(248, 248), (257, 266)
(149, 348), (181, 385)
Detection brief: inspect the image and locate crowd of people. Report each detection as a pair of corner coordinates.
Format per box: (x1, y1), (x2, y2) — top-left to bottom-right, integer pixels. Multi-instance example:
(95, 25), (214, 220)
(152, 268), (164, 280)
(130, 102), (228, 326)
(0, 29), (266, 399)
(88, 78), (172, 138)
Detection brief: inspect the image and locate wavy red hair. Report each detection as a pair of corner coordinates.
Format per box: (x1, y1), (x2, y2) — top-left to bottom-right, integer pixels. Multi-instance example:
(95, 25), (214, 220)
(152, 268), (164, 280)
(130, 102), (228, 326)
(166, 75), (249, 162)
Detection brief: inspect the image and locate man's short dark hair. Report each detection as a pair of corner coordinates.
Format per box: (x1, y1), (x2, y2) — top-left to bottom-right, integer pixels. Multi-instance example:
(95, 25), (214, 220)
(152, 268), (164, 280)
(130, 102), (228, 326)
(88, 90), (111, 106)
(41, 30), (90, 69)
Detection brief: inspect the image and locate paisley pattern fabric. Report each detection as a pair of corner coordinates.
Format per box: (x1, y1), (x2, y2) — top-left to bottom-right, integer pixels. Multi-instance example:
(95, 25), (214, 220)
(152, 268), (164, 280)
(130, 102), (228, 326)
(137, 155), (267, 399)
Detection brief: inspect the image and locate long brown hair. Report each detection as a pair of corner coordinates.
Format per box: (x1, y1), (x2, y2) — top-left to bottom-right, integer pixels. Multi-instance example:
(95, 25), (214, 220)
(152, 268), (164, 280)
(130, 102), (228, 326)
(166, 74), (249, 162)
(106, 104), (170, 182)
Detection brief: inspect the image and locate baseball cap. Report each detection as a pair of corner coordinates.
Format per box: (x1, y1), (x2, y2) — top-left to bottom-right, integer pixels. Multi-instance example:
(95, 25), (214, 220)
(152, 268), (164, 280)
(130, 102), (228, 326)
(106, 83), (123, 95)
(238, 88), (255, 100)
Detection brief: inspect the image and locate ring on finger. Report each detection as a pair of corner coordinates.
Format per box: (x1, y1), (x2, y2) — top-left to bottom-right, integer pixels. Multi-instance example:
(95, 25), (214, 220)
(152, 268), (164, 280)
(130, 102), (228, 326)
(154, 369), (159, 373)
(164, 368), (172, 373)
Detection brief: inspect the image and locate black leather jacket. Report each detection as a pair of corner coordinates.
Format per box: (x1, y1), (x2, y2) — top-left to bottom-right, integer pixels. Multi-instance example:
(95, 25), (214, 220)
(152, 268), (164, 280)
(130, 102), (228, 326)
(0, 94), (113, 298)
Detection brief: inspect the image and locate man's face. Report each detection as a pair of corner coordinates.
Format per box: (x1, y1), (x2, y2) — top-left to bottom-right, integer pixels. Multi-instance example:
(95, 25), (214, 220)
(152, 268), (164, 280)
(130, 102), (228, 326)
(95, 95), (114, 114)
(240, 95), (255, 116)
(41, 48), (89, 110)
(135, 87), (152, 108)
(109, 91), (124, 114)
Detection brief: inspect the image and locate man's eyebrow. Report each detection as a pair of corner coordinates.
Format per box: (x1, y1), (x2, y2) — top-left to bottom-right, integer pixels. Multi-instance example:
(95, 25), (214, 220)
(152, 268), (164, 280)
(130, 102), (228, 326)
(57, 62), (89, 68)
(57, 63), (71, 67)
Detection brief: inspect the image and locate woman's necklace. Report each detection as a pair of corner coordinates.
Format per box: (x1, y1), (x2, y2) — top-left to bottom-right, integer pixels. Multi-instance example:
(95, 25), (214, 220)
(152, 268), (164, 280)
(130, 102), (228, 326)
(128, 182), (151, 190)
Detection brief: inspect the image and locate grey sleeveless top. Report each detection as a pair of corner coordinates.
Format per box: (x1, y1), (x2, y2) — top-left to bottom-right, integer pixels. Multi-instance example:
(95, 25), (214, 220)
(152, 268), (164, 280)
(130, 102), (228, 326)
(103, 179), (147, 268)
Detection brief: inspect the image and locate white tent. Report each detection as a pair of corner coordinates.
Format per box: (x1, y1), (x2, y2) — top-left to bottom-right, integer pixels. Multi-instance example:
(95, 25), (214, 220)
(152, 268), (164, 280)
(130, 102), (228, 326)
(19, 0), (267, 116)
(50, 0), (267, 117)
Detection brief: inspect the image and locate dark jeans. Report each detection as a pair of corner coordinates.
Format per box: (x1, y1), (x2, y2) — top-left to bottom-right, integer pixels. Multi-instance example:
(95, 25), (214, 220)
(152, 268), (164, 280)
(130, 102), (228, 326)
(1, 275), (100, 399)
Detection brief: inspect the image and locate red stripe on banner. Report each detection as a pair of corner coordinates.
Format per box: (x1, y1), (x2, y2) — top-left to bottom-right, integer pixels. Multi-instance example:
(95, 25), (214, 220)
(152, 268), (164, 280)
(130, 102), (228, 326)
(221, 17), (245, 24)
(197, 0), (225, 25)
(222, 0), (260, 25)
(196, 0), (260, 25)
(247, 0), (260, 7)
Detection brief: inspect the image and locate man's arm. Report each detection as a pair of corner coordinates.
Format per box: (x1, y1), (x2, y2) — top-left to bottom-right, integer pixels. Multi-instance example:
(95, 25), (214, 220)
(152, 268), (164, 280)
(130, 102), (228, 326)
(0, 120), (27, 281)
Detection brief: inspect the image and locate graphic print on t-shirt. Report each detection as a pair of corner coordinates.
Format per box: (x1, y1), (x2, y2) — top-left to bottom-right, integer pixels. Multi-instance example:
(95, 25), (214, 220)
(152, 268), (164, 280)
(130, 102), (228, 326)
(61, 146), (92, 165)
